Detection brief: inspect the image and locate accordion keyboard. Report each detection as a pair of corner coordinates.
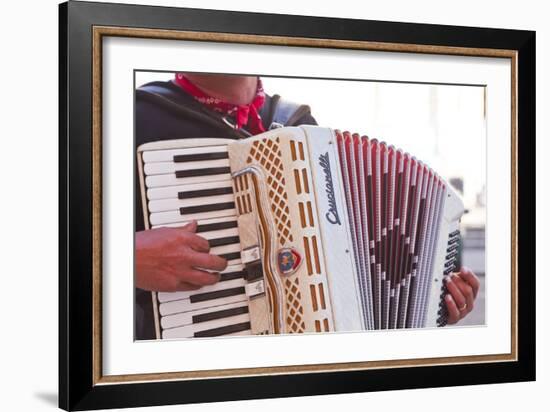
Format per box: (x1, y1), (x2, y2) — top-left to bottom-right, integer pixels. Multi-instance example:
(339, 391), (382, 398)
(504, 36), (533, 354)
(139, 140), (252, 339)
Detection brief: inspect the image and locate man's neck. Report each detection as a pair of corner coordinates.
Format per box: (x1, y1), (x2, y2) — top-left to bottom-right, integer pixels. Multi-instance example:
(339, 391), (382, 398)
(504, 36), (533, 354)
(183, 74), (258, 105)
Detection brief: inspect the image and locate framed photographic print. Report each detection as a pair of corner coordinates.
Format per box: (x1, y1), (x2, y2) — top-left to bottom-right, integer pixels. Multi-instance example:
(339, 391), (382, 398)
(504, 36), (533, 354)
(59, 1), (535, 410)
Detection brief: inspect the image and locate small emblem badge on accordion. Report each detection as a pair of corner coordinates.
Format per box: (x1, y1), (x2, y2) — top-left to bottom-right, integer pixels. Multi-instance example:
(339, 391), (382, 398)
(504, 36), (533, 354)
(277, 248), (302, 275)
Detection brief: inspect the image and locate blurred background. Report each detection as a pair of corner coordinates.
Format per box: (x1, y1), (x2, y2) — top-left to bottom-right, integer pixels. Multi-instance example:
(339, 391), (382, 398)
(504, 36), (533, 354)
(136, 72), (486, 326)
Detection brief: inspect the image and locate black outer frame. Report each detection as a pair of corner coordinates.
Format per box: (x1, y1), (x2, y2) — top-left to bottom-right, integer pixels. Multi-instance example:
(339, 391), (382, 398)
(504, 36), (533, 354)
(59, 1), (536, 410)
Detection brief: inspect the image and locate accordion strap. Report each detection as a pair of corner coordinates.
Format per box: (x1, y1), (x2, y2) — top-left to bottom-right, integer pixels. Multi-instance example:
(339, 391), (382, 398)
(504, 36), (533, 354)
(264, 94), (314, 128)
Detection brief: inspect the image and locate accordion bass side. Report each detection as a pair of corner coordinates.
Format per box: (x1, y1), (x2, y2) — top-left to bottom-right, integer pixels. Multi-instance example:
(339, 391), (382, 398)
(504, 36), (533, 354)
(137, 126), (464, 339)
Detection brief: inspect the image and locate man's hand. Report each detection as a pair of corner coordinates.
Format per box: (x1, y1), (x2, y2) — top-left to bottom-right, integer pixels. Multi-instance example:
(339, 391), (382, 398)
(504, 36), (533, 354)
(136, 221), (227, 292)
(444, 267), (480, 325)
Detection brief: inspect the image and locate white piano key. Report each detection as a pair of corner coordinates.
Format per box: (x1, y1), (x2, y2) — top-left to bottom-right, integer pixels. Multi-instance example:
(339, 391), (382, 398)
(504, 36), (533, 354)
(161, 313), (251, 339)
(142, 145), (228, 163)
(159, 292), (247, 316)
(151, 215), (237, 230)
(199, 227), (240, 241)
(160, 300), (249, 329)
(147, 180), (233, 201)
(144, 158), (230, 176)
(149, 208), (237, 225)
(158, 277), (246, 304)
(145, 172), (232, 188)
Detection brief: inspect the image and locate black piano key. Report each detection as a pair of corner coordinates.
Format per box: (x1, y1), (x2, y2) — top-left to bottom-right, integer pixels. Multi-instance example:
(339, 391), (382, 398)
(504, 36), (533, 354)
(219, 252), (241, 261)
(175, 166), (231, 179)
(196, 220), (238, 233)
(192, 305), (249, 324)
(193, 321), (251, 338)
(173, 151), (229, 163)
(189, 286), (245, 303)
(220, 270), (246, 282)
(178, 186), (233, 199)
(208, 236), (240, 248)
(180, 202), (235, 215)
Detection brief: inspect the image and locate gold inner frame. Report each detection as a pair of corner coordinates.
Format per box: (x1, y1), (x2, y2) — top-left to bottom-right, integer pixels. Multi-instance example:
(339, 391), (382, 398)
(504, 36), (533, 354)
(91, 25), (518, 385)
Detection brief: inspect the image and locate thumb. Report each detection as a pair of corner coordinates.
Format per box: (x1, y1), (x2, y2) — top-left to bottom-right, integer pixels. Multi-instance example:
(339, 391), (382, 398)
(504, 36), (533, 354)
(181, 220), (198, 233)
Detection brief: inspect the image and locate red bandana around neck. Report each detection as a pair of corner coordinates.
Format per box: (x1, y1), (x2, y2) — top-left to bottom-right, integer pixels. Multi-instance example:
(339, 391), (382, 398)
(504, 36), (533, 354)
(174, 73), (266, 135)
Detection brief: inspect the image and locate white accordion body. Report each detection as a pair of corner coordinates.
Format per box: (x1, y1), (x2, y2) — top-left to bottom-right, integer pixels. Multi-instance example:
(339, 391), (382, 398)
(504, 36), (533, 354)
(137, 126), (464, 339)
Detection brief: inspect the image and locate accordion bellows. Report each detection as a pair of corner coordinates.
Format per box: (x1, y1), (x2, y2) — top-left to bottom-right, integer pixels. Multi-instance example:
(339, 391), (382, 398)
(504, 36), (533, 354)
(137, 126), (464, 339)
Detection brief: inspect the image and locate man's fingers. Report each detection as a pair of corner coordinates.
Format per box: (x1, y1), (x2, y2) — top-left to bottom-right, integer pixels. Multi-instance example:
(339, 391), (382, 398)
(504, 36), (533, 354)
(445, 276), (467, 314)
(178, 268), (221, 286)
(189, 251), (228, 272)
(180, 220), (198, 233)
(180, 232), (210, 253)
(457, 267), (480, 299)
(445, 294), (460, 324)
(451, 273), (474, 314)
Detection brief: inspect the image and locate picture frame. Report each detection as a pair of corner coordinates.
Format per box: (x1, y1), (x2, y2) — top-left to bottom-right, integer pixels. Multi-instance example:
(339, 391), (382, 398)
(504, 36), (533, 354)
(59, 1), (535, 410)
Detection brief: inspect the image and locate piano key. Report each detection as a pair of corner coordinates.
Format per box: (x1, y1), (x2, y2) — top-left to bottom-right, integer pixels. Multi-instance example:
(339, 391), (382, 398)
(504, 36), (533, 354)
(151, 215), (237, 230)
(199, 227), (240, 241)
(174, 151), (229, 163)
(147, 180), (233, 201)
(142, 145), (228, 163)
(208, 236), (240, 248)
(149, 207), (236, 225)
(159, 290), (247, 316)
(158, 278), (246, 303)
(145, 171), (232, 188)
(219, 269), (247, 282)
(160, 301), (249, 329)
(218, 252), (241, 264)
(148, 193), (235, 213)
(211, 243), (241, 262)
(180, 201), (236, 216)
(162, 316), (251, 339)
(196, 219), (238, 233)
(144, 158), (230, 176)
(175, 166), (231, 179)
(179, 186), (234, 199)
(190, 286), (245, 303)
(193, 321), (251, 338)
(191, 305), (248, 324)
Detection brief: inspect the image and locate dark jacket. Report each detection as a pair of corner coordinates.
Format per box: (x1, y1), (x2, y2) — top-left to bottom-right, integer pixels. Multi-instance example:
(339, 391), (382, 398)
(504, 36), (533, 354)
(135, 80), (317, 339)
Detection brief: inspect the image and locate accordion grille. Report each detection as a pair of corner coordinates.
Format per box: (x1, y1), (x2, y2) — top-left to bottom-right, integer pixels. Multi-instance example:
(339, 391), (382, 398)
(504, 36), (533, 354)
(247, 137), (294, 246)
(284, 277), (306, 333)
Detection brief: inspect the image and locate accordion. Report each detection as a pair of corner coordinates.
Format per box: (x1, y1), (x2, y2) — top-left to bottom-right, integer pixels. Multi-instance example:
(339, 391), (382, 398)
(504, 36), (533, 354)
(137, 126), (464, 339)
